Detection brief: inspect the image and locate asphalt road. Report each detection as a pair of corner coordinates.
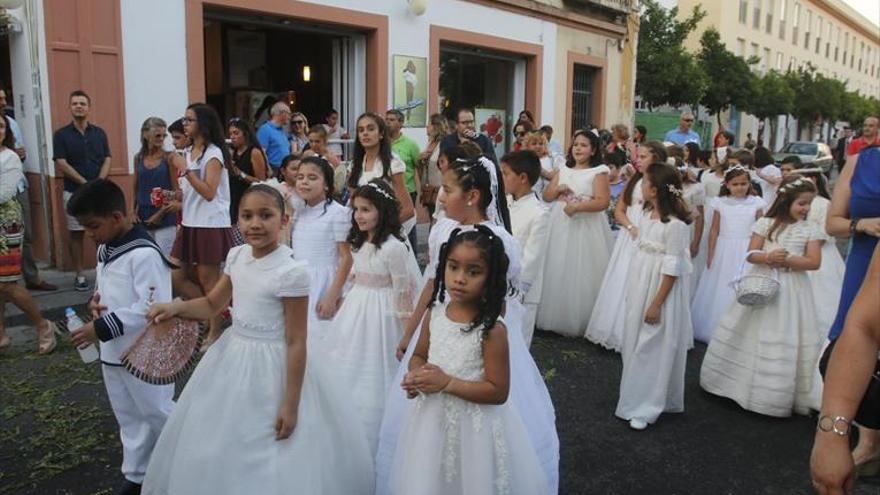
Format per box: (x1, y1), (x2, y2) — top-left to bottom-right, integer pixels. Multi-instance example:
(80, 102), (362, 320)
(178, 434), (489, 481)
(2, 325), (879, 495)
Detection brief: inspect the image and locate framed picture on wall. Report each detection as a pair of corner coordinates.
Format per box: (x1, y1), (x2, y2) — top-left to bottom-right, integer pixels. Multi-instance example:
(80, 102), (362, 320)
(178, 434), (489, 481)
(475, 108), (507, 159)
(392, 55), (428, 127)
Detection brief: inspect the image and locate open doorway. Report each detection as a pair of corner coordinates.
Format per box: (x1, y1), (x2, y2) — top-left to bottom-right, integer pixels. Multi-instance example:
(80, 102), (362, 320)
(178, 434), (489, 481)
(202, 8), (366, 152)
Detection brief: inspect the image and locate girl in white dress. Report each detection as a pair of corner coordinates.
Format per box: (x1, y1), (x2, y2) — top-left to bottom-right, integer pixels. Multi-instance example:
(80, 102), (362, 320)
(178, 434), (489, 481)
(695, 150), (726, 299)
(682, 168), (706, 297)
(615, 164), (694, 430)
(292, 156), (352, 339)
(587, 141), (667, 351)
(691, 166), (766, 343)
(700, 175), (824, 417)
(143, 185), (373, 494)
(390, 226), (548, 495)
(537, 129), (613, 336)
(327, 180), (419, 453)
(378, 156), (559, 495)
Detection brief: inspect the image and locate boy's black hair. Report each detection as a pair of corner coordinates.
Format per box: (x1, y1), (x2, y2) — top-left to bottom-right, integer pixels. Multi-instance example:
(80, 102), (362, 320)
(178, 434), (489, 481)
(604, 148), (627, 169)
(429, 225), (509, 335)
(280, 153), (303, 170)
(697, 150), (712, 164)
(500, 150), (541, 186)
(168, 118), (185, 135)
(66, 179), (126, 218)
(69, 89), (90, 104)
(780, 155), (802, 167)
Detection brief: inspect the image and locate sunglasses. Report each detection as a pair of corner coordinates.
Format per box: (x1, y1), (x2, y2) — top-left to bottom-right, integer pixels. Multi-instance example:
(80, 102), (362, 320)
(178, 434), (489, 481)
(292, 120), (305, 125)
(683, 118), (694, 122)
(516, 132), (526, 137)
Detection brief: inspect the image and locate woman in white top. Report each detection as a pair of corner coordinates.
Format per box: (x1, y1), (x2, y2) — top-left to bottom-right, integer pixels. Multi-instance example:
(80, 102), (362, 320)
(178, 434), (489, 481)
(347, 112), (415, 234)
(171, 103), (234, 347)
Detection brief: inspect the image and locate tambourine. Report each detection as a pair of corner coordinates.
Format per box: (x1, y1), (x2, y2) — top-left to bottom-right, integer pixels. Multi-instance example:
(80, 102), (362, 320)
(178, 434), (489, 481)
(120, 317), (202, 385)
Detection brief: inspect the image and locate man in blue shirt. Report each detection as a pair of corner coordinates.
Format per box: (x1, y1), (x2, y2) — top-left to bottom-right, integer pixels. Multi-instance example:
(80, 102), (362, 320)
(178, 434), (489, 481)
(52, 90), (111, 291)
(256, 102), (291, 174)
(664, 111), (701, 146)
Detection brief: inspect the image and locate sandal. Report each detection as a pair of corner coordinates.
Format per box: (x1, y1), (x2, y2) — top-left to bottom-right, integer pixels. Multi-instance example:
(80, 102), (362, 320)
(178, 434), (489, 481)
(37, 321), (57, 355)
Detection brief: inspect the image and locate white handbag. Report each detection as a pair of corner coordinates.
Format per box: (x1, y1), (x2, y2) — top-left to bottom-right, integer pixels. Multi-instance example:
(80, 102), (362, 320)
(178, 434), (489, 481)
(731, 250), (780, 306)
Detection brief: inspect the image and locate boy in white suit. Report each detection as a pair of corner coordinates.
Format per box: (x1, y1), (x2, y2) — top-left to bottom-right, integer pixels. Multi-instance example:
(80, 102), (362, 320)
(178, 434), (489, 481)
(500, 150), (550, 346)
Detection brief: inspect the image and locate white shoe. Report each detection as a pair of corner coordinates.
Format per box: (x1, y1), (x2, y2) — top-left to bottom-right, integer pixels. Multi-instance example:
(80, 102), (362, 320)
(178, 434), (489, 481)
(629, 418), (648, 431)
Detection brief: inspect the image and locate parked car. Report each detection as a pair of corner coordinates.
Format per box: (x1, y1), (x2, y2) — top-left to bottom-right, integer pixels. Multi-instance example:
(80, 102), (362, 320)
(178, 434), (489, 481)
(772, 141), (834, 174)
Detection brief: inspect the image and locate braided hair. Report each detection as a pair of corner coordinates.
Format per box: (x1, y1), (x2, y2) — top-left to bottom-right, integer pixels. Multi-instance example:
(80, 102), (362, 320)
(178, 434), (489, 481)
(448, 156), (512, 233)
(347, 179), (405, 250)
(429, 225), (509, 335)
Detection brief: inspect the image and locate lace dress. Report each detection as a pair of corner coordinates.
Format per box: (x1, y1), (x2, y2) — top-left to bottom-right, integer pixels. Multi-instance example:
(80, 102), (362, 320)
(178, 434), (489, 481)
(388, 307), (548, 495)
(700, 219), (825, 417)
(143, 245), (373, 494)
(326, 237), (419, 453)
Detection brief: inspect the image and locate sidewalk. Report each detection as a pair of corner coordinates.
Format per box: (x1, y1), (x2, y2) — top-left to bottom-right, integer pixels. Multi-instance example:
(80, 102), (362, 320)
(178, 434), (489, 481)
(2, 266), (94, 332)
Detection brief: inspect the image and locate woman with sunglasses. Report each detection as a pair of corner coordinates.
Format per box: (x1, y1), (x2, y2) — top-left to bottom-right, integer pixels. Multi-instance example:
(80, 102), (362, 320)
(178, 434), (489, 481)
(513, 121), (532, 151)
(290, 112), (310, 153)
(132, 117), (179, 256)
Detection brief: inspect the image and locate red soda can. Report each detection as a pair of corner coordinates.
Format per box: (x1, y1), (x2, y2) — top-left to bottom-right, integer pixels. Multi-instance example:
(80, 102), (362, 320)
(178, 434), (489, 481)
(151, 187), (164, 207)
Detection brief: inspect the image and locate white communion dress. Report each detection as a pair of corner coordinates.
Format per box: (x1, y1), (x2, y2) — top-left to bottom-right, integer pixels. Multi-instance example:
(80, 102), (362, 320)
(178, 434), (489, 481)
(615, 212), (693, 425)
(585, 178), (644, 351)
(142, 244), (373, 495)
(695, 171), (725, 301)
(388, 306), (548, 495)
(805, 196), (845, 336)
(700, 218), (825, 417)
(375, 218), (559, 495)
(537, 165), (613, 336)
(326, 236), (419, 453)
(690, 195), (765, 343)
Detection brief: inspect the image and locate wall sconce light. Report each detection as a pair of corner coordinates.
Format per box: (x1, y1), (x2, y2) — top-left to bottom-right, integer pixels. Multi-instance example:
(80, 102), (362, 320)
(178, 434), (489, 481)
(302, 65), (311, 82)
(407, 0), (427, 16)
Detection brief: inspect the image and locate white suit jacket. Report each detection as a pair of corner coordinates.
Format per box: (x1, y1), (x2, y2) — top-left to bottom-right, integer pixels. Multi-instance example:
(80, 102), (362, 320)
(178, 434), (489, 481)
(508, 193), (549, 305)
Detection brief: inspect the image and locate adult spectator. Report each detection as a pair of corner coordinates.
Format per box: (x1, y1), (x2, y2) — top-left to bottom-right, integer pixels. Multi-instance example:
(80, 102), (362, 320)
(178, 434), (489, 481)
(0, 86), (55, 291)
(715, 129), (735, 163)
(290, 112), (310, 153)
(439, 108), (497, 163)
(0, 113), (56, 354)
(743, 132), (757, 150)
(810, 244), (880, 495)
(835, 127), (852, 172)
(252, 94), (278, 129)
(825, 145), (880, 471)
(228, 118), (268, 225)
(664, 111), (701, 146)
(627, 125), (647, 172)
(540, 124), (564, 155)
(517, 109), (535, 127)
(323, 109), (349, 161)
(132, 117), (178, 256)
(418, 113), (447, 219)
(385, 109), (421, 248)
(513, 121), (532, 151)
(846, 116), (880, 157)
(256, 101), (291, 174)
(52, 90), (111, 291)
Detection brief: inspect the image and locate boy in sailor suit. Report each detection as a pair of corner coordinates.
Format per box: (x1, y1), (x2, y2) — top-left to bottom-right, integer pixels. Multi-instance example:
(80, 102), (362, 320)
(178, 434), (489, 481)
(501, 150), (550, 346)
(67, 179), (174, 495)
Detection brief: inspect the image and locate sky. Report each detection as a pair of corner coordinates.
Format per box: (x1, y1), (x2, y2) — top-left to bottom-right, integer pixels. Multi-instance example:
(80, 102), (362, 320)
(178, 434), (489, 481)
(841, 0), (880, 28)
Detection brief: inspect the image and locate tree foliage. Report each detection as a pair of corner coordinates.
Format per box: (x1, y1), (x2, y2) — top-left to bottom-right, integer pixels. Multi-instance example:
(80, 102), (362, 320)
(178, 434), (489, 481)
(697, 28), (757, 126)
(636, 0), (708, 110)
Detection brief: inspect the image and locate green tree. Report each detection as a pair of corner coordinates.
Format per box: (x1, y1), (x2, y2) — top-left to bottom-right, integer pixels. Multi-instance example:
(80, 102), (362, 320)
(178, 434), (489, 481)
(786, 64), (848, 140)
(636, 0), (708, 110)
(744, 70), (794, 150)
(697, 28), (758, 127)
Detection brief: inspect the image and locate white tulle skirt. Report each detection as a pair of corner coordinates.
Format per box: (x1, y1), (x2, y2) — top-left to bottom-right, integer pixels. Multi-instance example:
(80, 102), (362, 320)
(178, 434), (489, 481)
(585, 228), (638, 352)
(808, 242), (845, 337)
(305, 263), (337, 341)
(142, 324), (374, 495)
(691, 236), (750, 343)
(374, 298), (559, 495)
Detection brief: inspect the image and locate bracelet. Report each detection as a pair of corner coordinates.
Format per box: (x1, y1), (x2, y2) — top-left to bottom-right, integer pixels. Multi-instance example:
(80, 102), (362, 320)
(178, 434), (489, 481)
(850, 218), (861, 235)
(625, 224), (634, 231)
(442, 377), (455, 392)
(817, 415), (852, 436)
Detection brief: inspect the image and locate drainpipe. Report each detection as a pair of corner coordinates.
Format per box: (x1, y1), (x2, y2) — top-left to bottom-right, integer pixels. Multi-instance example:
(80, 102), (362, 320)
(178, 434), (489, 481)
(23, 0), (54, 265)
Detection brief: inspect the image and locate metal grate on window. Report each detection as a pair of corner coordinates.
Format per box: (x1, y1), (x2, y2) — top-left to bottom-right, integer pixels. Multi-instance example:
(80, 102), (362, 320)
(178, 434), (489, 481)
(571, 63), (597, 132)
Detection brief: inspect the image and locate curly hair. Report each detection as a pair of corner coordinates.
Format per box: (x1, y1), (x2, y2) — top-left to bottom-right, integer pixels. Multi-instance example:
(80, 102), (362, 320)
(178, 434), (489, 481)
(429, 225), (509, 335)
(763, 174), (817, 241)
(643, 163), (692, 225)
(347, 179), (405, 250)
(448, 157), (512, 233)
(565, 129), (603, 169)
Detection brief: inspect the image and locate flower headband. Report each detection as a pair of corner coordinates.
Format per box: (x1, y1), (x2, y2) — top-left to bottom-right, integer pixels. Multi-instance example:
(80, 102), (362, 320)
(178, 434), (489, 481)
(724, 164), (749, 178)
(666, 184), (683, 197)
(365, 181), (396, 202)
(778, 177), (808, 194)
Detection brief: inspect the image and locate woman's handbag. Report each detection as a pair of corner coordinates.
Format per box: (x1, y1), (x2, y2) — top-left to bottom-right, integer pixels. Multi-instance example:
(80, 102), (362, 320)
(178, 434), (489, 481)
(731, 250), (780, 306)
(819, 339), (880, 429)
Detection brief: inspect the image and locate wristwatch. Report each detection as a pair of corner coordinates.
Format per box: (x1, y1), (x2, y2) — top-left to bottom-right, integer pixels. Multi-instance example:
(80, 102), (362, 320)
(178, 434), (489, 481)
(817, 415), (852, 436)
(850, 218), (861, 235)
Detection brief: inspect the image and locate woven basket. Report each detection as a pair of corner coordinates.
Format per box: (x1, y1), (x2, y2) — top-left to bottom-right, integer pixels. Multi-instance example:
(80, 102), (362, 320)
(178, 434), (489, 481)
(732, 251), (780, 307)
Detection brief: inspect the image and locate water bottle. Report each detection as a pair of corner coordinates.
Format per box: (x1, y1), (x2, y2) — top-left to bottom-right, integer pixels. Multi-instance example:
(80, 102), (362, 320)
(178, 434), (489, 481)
(66, 307), (99, 363)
